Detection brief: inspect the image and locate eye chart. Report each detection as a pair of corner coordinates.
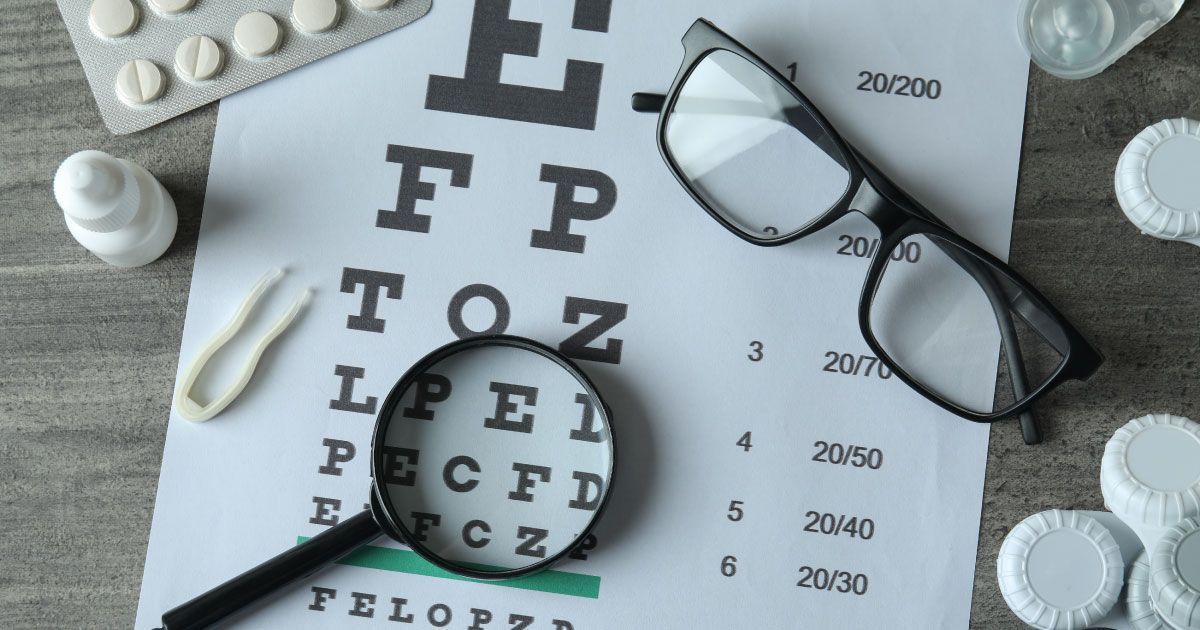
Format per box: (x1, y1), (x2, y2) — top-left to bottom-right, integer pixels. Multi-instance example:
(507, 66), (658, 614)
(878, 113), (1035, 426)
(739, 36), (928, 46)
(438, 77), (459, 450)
(134, 1), (1031, 628)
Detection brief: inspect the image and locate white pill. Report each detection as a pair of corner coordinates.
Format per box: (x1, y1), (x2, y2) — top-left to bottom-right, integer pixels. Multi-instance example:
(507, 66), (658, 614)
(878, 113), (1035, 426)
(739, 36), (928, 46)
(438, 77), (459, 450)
(149, 0), (196, 16)
(352, 0), (393, 11)
(292, 0), (340, 34)
(89, 0), (139, 39)
(115, 59), (166, 106)
(234, 12), (283, 59)
(175, 35), (224, 82)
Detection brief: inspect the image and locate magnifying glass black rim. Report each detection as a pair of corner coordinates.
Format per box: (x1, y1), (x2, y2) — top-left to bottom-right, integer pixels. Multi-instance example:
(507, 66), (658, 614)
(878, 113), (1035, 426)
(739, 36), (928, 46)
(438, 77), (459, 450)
(369, 333), (617, 581)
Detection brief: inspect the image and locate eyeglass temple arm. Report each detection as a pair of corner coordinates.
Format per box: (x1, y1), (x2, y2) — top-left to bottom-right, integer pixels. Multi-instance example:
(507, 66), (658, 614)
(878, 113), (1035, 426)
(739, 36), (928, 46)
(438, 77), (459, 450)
(631, 92), (666, 112)
(941, 243), (1042, 444)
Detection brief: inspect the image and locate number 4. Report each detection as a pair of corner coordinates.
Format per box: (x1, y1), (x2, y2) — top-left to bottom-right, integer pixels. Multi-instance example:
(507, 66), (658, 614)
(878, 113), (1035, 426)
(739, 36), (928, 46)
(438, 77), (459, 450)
(737, 431), (753, 452)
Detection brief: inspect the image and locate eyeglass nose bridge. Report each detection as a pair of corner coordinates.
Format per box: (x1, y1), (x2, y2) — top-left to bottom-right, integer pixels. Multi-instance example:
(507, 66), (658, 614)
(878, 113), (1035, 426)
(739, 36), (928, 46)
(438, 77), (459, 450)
(847, 179), (902, 230)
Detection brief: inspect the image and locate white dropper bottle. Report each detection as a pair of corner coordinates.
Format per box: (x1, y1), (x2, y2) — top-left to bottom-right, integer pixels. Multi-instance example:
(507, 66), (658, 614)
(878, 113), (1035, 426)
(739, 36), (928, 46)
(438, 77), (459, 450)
(53, 150), (178, 267)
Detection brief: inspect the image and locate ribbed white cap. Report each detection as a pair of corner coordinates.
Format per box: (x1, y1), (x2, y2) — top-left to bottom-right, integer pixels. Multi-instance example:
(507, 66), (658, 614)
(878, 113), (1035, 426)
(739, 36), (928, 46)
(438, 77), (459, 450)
(997, 509), (1124, 630)
(1127, 551), (1172, 630)
(53, 150), (140, 233)
(1116, 118), (1200, 243)
(1102, 414), (1200, 528)
(1151, 518), (1200, 630)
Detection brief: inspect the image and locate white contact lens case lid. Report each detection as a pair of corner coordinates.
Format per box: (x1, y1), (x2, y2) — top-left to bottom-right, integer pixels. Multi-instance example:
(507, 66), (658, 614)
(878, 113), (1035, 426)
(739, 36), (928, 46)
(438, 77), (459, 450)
(1128, 551), (1172, 630)
(1101, 414), (1200, 545)
(1150, 518), (1200, 629)
(1116, 119), (1200, 245)
(998, 509), (1125, 630)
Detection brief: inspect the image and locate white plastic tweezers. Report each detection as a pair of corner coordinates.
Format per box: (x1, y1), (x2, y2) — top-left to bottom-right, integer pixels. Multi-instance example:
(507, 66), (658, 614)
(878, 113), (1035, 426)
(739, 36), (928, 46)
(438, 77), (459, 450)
(174, 268), (311, 422)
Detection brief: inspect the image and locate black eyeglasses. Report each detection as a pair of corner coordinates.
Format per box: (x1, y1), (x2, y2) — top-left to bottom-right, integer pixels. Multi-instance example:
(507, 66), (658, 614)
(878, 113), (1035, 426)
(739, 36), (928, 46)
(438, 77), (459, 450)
(633, 18), (1103, 445)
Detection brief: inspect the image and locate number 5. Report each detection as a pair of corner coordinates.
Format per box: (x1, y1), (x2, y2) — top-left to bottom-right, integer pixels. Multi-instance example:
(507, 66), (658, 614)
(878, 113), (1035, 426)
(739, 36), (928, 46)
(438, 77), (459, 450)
(727, 500), (745, 522)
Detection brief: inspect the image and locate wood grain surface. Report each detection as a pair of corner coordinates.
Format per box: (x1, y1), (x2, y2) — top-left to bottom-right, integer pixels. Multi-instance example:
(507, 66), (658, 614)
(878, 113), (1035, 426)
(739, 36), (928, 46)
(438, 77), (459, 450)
(1, 2), (1198, 628)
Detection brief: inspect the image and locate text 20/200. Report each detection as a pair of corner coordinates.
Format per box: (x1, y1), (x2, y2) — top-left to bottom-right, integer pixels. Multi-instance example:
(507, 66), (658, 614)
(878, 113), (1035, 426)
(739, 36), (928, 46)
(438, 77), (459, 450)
(856, 71), (942, 100)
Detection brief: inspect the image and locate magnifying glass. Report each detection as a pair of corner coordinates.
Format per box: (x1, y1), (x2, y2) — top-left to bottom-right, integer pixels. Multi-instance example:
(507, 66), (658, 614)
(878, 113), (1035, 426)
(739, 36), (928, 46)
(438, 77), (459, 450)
(158, 335), (616, 630)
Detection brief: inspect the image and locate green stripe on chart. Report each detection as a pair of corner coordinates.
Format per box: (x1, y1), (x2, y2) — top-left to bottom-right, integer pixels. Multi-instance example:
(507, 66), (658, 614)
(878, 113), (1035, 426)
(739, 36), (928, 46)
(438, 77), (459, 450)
(296, 536), (601, 599)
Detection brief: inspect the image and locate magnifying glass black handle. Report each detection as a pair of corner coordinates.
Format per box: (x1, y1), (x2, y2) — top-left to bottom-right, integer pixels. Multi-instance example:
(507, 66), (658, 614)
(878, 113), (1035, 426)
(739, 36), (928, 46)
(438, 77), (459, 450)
(158, 509), (382, 630)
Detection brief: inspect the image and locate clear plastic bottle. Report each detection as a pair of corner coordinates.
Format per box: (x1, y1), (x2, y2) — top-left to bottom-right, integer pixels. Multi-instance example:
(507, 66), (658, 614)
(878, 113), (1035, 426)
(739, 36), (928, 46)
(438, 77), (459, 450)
(1017, 0), (1185, 79)
(53, 149), (178, 267)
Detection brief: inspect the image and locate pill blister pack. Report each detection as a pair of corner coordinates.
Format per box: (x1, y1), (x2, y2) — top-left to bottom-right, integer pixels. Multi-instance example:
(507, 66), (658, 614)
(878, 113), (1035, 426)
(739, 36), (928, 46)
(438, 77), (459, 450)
(56, 0), (432, 134)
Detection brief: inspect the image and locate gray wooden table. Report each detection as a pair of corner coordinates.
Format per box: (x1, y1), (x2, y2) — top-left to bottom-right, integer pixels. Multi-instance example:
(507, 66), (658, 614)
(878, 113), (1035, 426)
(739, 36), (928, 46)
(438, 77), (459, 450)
(2, 3), (1198, 628)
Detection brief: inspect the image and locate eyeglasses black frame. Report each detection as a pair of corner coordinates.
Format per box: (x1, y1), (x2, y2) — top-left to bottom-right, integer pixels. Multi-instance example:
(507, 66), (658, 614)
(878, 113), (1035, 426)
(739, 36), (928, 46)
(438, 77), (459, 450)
(634, 18), (1103, 444)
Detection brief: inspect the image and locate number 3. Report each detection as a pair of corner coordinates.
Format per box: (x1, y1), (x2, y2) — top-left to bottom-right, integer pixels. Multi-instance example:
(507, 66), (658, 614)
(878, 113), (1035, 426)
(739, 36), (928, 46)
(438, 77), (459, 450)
(748, 341), (764, 362)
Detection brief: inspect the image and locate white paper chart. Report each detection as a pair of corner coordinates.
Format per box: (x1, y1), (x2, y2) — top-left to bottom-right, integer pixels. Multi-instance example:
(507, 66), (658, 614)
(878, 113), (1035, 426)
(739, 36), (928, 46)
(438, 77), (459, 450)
(135, 1), (1031, 628)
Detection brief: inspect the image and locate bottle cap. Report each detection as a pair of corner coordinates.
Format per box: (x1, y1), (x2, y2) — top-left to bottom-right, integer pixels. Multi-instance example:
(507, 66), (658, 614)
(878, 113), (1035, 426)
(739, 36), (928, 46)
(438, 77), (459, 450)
(1127, 551), (1172, 630)
(53, 150), (140, 233)
(998, 509), (1124, 629)
(1102, 414), (1200, 528)
(1150, 518), (1200, 629)
(1116, 118), (1200, 244)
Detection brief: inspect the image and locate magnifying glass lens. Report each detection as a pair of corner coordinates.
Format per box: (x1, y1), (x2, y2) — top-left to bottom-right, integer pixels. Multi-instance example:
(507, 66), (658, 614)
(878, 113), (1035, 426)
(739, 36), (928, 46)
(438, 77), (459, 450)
(380, 342), (612, 575)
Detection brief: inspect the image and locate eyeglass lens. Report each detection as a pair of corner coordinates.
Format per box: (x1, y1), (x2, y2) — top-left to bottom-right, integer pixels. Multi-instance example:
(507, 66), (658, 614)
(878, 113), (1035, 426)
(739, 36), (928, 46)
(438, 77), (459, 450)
(664, 50), (850, 239)
(868, 234), (1070, 415)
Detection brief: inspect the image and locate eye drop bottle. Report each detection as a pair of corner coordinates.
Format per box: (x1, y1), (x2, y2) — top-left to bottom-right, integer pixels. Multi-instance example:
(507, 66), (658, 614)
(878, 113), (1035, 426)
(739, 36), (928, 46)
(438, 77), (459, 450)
(53, 149), (178, 268)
